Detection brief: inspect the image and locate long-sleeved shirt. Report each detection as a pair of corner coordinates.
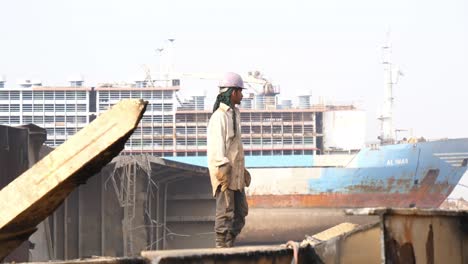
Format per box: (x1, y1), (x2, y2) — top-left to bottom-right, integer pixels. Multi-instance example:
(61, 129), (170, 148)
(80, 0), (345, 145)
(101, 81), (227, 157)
(207, 102), (245, 196)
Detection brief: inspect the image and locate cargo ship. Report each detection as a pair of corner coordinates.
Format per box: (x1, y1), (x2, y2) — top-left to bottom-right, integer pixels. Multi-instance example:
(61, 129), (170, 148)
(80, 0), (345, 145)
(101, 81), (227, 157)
(246, 137), (468, 209)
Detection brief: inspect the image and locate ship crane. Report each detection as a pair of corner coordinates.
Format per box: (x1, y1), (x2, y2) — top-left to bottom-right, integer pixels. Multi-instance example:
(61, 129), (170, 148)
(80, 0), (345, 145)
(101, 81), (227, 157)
(244, 70), (280, 96)
(141, 64), (156, 87)
(171, 71), (280, 96)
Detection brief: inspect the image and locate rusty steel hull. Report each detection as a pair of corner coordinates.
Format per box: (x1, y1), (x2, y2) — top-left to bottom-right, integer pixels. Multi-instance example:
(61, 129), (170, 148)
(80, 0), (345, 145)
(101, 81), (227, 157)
(247, 192), (449, 208)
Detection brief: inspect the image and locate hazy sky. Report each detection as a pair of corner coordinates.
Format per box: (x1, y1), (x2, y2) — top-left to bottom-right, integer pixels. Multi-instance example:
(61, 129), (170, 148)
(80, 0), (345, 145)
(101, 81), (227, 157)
(1, 0), (467, 142)
(1, 0), (468, 197)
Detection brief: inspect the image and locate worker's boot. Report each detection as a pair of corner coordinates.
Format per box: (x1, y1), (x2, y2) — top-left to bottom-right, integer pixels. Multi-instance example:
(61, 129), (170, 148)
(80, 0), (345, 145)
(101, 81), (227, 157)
(215, 232), (227, 248)
(225, 232), (236, 247)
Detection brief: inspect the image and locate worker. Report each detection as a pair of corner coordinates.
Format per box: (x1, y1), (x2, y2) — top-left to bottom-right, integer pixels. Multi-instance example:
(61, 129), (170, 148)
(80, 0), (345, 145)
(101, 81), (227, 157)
(207, 72), (251, 248)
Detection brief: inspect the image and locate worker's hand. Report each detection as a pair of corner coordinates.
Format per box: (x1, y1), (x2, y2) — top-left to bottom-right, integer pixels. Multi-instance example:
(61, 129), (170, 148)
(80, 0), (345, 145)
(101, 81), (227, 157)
(244, 168), (251, 187)
(216, 163), (231, 192)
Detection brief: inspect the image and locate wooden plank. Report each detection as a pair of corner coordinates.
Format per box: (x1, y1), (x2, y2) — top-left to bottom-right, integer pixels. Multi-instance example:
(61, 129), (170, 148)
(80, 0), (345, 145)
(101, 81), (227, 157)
(0, 99), (147, 259)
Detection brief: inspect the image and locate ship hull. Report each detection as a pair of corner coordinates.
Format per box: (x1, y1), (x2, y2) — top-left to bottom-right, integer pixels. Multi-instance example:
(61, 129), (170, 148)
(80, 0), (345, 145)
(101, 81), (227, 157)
(245, 138), (468, 209)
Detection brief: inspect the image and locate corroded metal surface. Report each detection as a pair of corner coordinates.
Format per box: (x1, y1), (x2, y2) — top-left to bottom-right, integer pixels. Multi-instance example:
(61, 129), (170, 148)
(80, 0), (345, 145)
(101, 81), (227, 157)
(142, 245), (322, 264)
(348, 207), (468, 263)
(0, 99), (147, 260)
(383, 213), (468, 263)
(247, 192), (449, 208)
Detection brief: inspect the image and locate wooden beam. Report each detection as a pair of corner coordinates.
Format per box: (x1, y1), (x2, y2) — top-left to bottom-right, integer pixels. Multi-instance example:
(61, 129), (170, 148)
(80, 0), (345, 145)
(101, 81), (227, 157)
(0, 99), (147, 260)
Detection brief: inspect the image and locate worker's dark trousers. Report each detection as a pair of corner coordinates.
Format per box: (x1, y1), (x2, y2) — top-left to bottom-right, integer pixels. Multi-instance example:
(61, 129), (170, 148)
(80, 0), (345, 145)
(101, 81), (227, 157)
(214, 187), (249, 237)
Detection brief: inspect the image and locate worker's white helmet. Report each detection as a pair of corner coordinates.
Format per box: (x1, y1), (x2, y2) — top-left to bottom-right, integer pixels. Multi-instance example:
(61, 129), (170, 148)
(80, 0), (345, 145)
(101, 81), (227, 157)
(218, 72), (245, 93)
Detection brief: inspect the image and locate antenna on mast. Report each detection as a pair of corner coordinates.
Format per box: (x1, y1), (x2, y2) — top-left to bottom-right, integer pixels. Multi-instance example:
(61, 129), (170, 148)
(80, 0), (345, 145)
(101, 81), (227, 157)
(167, 38), (175, 82)
(155, 47), (164, 83)
(378, 30), (403, 145)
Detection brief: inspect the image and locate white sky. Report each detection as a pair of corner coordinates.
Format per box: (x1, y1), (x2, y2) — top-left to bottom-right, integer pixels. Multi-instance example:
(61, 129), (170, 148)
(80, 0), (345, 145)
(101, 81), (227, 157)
(0, 1), (467, 136)
(1, 0), (468, 141)
(1, 0), (467, 198)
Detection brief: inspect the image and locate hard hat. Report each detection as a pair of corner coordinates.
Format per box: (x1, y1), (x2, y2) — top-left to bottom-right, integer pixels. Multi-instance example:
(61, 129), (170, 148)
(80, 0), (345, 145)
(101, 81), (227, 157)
(218, 72), (245, 93)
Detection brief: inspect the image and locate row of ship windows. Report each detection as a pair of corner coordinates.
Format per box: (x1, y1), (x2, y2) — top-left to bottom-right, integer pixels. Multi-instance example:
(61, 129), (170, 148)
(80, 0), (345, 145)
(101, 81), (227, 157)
(126, 139), (206, 146)
(240, 113), (314, 122)
(46, 127), (83, 136)
(45, 140), (65, 146)
(175, 113), (315, 123)
(120, 151), (209, 157)
(245, 149), (315, 156)
(0, 116), (88, 124)
(121, 149), (315, 157)
(166, 126), (313, 135)
(0, 91), (87, 100)
(124, 137), (313, 147)
(131, 125), (314, 135)
(98, 90), (173, 100)
(0, 90), (173, 101)
(243, 137), (314, 144)
(125, 140), (173, 146)
(133, 127), (205, 134)
(133, 127), (174, 135)
(0, 104), (87, 112)
(99, 103), (173, 112)
(241, 125), (314, 134)
(141, 115), (174, 123)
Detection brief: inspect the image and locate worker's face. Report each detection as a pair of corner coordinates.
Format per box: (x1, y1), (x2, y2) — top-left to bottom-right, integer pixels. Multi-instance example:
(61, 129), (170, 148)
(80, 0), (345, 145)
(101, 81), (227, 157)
(231, 88), (243, 105)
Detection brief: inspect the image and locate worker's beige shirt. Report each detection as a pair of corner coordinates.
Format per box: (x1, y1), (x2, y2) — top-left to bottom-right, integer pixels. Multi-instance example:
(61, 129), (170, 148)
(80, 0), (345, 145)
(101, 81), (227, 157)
(207, 103), (245, 196)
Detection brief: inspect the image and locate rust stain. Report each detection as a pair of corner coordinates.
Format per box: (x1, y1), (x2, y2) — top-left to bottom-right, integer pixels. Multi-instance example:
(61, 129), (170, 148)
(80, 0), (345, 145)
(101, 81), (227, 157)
(426, 224), (434, 264)
(344, 177), (413, 193)
(403, 217), (413, 242)
(386, 237), (416, 264)
(410, 169), (452, 207)
(246, 192), (447, 208)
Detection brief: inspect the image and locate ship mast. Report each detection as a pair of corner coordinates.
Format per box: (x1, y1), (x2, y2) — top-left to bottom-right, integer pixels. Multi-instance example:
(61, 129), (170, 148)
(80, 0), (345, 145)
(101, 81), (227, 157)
(378, 35), (402, 145)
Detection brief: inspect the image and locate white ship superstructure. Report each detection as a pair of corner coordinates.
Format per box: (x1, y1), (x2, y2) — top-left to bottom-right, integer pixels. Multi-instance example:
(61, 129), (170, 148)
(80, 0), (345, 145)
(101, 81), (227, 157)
(0, 78), (364, 157)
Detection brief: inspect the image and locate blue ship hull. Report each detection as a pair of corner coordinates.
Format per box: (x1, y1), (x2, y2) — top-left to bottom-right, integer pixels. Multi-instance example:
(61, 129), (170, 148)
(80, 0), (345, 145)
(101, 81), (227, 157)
(247, 138), (468, 208)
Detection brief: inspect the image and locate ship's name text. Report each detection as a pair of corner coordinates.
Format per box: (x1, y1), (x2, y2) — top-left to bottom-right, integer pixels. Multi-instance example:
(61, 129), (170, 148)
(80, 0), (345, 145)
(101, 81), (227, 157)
(386, 158), (409, 166)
